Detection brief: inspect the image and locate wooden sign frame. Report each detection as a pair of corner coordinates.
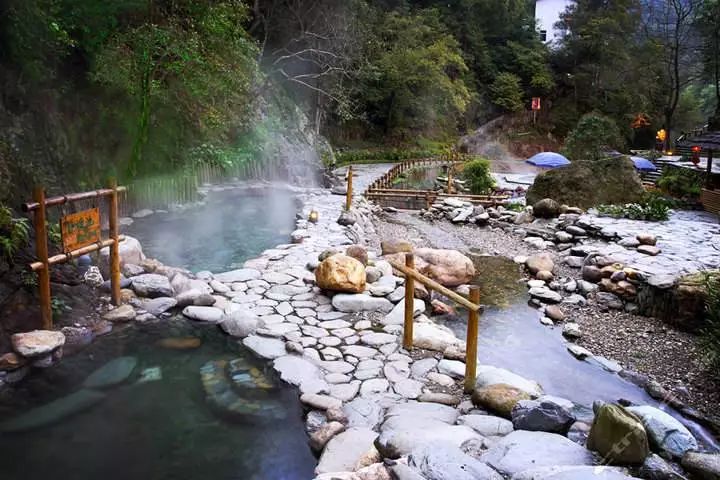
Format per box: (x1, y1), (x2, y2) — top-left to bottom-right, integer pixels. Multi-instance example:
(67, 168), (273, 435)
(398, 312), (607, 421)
(23, 181), (127, 329)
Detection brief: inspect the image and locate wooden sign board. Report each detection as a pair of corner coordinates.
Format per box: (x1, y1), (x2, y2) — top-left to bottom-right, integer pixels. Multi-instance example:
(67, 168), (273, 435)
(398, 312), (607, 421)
(531, 97), (541, 111)
(61, 208), (101, 252)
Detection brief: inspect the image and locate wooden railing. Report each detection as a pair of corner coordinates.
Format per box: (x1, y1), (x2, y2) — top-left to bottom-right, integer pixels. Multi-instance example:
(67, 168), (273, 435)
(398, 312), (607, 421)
(389, 253), (482, 393)
(363, 156), (510, 209)
(22, 181), (126, 328)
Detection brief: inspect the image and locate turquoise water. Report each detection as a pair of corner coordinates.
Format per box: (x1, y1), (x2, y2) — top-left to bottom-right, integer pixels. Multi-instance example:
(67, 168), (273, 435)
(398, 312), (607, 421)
(126, 187), (298, 272)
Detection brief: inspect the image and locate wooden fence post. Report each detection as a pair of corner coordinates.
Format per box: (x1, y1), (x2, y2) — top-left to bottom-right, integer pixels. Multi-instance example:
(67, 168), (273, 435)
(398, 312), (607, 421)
(403, 253), (415, 350)
(109, 178), (121, 306)
(33, 186), (52, 329)
(346, 165), (353, 211)
(447, 165), (453, 194)
(464, 286), (481, 393)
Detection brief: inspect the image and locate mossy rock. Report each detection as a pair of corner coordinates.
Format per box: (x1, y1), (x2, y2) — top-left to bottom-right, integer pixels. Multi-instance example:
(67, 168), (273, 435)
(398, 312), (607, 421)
(587, 404), (650, 465)
(526, 157), (644, 209)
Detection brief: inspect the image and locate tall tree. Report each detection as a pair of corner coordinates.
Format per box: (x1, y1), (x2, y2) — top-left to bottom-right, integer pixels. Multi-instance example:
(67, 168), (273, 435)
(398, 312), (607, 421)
(642, 0), (702, 148)
(697, 0), (720, 127)
(552, 0), (662, 136)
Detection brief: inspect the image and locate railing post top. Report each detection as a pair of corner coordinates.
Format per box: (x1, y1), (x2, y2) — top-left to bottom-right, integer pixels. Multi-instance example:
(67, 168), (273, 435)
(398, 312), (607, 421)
(405, 252), (414, 266)
(469, 285), (480, 300)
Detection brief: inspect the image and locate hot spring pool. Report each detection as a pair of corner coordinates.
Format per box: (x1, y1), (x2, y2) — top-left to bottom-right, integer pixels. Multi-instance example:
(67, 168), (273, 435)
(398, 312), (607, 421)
(0, 185), (316, 479)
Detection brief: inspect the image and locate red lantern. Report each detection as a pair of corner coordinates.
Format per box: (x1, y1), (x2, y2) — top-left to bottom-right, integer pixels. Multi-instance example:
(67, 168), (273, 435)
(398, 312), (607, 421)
(691, 145), (701, 166)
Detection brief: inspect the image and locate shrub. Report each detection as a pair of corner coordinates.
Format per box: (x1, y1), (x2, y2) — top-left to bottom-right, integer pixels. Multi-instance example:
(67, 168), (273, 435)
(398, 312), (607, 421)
(461, 157), (495, 194)
(562, 113), (625, 161)
(0, 205), (30, 263)
(657, 167), (703, 200)
(701, 273), (720, 378)
(596, 194), (673, 221)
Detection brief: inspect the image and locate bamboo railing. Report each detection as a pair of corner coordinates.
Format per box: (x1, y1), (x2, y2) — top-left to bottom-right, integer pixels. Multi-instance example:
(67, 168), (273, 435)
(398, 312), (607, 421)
(389, 254), (482, 393)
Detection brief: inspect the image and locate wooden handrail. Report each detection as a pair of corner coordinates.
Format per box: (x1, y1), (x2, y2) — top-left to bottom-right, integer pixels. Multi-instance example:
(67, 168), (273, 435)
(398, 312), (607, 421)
(23, 186), (128, 212)
(389, 259), (481, 312)
(390, 254), (482, 394)
(30, 236), (126, 271)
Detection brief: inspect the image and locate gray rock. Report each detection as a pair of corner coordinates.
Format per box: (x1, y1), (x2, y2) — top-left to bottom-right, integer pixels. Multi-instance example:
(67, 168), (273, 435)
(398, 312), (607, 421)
(220, 309), (261, 338)
(213, 268), (261, 283)
(332, 293), (394, 313)
(102, 304), (137, 323)
(182, 306), (224, 323)
(408, 443), (503, 480)
(382, 298), (426, 325)
(626, 405), (698, 458)
(377, 415), (482, 458)
(511, 466), (641, 479)
(343, 397), (384, 429)
(511, 395), (575, 433)
(596, 292), (624, 310)
(458, 414), (514, 437)
(528, 287), (562, 304)
(11, 330), (66, 357)
(83, 356), (137, 388)
(681, 452), (720, 480)
(640, 453), (688, 480)
(0, 389), (106, 433)
(562, 323), (582, 339)
(242, 335), (287, 359)
(273, 355), (326, 395)
(141, 297), (177, 315)
(480, 430), (594, 476)
(315, 427), (377, 474)
(131, 274), (174, 298)
(475, 365), (543, 397)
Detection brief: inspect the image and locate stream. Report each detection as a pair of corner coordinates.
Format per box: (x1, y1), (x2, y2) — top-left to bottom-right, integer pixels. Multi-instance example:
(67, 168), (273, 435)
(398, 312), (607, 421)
(388, 212), (720, 451)
(0, 186), (316, 480)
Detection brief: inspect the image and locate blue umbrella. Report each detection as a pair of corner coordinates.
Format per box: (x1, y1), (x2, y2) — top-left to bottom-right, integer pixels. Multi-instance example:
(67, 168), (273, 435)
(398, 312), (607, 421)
(526, 152), (571, 168)
(630, 156), (657, 171)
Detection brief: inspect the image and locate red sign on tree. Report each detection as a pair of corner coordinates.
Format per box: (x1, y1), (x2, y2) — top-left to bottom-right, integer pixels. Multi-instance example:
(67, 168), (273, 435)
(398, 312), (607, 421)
(531, 97), (541, 111)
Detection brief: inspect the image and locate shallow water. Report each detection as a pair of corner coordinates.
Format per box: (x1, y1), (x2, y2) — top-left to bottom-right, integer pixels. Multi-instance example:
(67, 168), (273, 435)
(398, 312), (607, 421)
(126, 186), (298, 273)
(0, 186), (316, 479)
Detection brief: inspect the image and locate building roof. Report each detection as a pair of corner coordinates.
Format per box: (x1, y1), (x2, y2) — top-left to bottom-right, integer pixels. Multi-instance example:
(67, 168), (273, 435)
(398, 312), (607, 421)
(678, 130), (720, 151)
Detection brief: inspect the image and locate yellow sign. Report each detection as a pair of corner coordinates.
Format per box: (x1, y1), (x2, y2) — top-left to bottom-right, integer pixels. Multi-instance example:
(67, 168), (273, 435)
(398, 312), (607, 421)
(61, 208), (101, 252)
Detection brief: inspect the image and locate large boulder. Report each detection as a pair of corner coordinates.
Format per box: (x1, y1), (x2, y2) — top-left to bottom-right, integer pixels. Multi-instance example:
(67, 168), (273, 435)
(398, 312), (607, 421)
(475, 365), (543, 397)
(480, 430), (595, 476)
(533, 198), (561, 218)
(316, 254), (366, 293)
(131, 274), (174, 298)
(587, 404), (650, 465)
(99, 235), (145, 277)
(511, 395), (575, 433)
(682, 452), (720, 479)
(526, 157), (644, 209)
(472, 384), (532, 418)
(407, 443), (503, 480)
(386, 248), (475, 287)
(626, 406), (698, 459)
(526, 254), (554, 275)
(315, 427), (378, 474)
(11, 330), (65, 358)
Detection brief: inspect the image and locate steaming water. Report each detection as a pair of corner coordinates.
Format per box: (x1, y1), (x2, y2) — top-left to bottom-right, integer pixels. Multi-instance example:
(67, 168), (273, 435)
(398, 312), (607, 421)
(126, 186), (298, 272)
(0, 186), (316, 479)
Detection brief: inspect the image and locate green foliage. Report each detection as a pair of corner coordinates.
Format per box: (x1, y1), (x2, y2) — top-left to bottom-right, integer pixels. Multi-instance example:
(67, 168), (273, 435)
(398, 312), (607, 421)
(358, 9), (471, 139)
(504, 202), (525, 212)
(460, 157), (495, 194)
(51, 297), (71, 317)
(563, 113), (625, 161)
(335, 146), (448, 165)
(657, 168), (703, 200)
(490, 73), (524, 112)
(0, 205), (30, 263)
(597, 194), (673, 222)
(701, 272), (720, 378)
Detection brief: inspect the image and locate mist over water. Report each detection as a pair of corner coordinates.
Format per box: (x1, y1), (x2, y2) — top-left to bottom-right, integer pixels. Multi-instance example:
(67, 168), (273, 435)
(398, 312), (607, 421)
(126, 186), (298, 272)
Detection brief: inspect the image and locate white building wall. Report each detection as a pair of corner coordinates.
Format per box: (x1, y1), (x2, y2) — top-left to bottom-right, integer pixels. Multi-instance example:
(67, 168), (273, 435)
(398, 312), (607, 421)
(535, 0), (574, 45)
